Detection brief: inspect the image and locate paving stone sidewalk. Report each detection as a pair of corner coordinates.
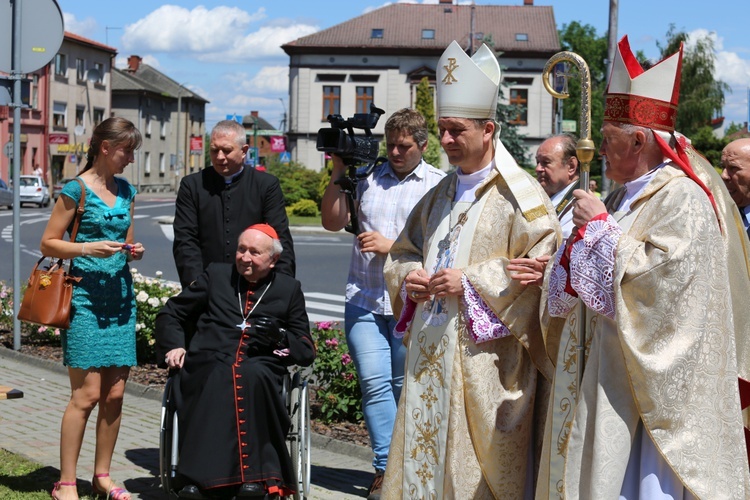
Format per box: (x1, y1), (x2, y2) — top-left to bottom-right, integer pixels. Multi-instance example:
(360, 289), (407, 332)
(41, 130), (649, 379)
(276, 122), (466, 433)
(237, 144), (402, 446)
(0, 348), (373, 499)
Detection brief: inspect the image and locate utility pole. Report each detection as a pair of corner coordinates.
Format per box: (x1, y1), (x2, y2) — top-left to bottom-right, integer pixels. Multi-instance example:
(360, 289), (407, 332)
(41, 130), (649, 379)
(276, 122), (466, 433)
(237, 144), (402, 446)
(602, 0), (619, 198)
(175, 83), (187, 191)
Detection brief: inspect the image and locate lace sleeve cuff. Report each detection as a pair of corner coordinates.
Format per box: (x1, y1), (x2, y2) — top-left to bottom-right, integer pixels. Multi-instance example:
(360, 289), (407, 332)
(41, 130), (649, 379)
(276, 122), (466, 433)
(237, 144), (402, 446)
(548, 243), (579, 317)
(568, 213), (621, 320)
(461, 274), (512, 344)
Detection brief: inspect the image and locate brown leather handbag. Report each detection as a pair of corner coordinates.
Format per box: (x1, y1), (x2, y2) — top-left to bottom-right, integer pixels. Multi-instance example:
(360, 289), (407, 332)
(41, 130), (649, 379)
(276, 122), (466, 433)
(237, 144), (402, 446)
(17, 179), (85, 329)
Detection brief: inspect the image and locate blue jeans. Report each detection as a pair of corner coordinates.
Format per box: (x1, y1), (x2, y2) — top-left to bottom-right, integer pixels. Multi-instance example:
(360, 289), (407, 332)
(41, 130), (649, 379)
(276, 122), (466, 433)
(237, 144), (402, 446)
(345, 302), (406, 471)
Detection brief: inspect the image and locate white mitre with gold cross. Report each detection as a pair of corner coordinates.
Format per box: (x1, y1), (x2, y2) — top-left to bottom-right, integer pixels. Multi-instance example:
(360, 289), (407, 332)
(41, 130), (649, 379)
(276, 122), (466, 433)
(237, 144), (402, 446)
(437, 40), (501, 120)
(436, 40), (549, 221)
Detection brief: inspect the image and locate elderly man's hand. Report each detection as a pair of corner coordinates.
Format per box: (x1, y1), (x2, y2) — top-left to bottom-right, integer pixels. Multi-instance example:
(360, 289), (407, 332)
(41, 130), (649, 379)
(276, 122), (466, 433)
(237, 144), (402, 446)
(164, 348), (186, 369)
(572, 189), (607, 228)
(254, 316), (285, 347)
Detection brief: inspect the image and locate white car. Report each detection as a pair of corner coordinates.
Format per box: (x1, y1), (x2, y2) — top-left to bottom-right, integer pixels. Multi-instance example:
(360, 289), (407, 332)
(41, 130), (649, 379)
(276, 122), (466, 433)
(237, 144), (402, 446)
(18, 175), (50, 207)
(0, 178), (12, 209)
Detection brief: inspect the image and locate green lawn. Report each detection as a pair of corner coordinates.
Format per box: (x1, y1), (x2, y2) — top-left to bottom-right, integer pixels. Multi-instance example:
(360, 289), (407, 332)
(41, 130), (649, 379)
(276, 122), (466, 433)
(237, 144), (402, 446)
(0, 449), (96, 499)
(287, 215), (322, 227)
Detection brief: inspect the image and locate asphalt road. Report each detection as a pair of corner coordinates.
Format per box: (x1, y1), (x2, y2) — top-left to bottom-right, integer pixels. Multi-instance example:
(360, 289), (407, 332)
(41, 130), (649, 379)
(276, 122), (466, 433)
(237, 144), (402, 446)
(0, 198), (354, 324)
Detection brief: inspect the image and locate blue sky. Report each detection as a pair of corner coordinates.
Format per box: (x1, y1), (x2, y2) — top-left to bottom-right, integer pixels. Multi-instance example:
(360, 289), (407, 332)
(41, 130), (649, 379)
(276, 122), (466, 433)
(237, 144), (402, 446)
(56, 0), (750, 134)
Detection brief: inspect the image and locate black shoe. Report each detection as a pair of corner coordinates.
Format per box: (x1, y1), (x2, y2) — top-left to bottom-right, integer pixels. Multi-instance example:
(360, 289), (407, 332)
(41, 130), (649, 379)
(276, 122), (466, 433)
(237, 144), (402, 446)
(236, 482), (266, 497)
(367, 470), (384, 500)
(178, 484), (207, 499)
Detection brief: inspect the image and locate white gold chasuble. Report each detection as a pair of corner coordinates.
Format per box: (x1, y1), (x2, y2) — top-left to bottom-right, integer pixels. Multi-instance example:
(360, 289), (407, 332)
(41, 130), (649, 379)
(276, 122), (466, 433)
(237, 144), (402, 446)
(383, 166), (561, 500)
(401, 199), (480, 499)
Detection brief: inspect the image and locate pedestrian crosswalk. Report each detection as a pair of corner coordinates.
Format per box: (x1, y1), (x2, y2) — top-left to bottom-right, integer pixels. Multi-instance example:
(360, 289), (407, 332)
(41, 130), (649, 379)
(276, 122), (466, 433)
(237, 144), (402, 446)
(304, 291), (345, 323)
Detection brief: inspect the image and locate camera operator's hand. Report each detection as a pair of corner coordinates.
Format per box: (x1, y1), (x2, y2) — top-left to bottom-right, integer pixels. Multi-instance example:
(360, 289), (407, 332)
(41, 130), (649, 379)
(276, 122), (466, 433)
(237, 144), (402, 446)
(358, 231), (393, 256)
(330, 154), (347, 179)
(321, 154), (353, 232)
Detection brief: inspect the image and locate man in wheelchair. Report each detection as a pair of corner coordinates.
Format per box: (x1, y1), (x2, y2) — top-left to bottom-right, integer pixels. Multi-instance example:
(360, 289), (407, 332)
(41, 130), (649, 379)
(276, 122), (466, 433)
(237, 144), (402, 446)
(156, 224), (316, 499)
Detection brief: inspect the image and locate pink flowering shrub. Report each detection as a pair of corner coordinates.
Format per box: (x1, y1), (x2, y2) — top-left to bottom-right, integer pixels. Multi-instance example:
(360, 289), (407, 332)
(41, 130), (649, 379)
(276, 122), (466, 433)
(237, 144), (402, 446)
(311, 321), (362, 423)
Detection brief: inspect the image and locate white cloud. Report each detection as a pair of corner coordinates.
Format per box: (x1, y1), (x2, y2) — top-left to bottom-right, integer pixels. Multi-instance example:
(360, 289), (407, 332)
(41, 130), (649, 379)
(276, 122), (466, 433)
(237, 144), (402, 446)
(715, 51), (750, 89)
(201, 24), (319, 62)
(687, 29), (750, 125)
(227, 66), (289, 94)
(121, 5), (265, 53)
(62, 12), (98, 38)
(120, 5), (318, 63)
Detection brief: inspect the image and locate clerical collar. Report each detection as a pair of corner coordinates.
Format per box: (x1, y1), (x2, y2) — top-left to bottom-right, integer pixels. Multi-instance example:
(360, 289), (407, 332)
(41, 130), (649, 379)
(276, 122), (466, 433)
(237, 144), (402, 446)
(223, 166), (245, 184)
(455, 162), (493, 202)
(741, 205), (750, 229)
(550, 180), (578, 207)
(617, 161), (668, 213)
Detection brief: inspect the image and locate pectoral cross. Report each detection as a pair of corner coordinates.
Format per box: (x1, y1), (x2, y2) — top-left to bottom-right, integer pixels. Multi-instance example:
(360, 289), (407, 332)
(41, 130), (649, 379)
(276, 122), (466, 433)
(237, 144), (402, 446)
(237, 320), (250, 330)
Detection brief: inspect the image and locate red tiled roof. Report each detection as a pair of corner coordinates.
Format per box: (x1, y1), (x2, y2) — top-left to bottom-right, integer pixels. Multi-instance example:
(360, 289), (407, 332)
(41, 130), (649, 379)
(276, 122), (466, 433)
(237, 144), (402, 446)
(283, 3), (559, 56)
(64, 31), (118, 54)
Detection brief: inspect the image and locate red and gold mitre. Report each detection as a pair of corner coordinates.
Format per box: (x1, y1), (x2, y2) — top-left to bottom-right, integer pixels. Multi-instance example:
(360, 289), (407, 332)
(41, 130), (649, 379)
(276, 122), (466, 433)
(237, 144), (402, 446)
(604, 35), (683, 132)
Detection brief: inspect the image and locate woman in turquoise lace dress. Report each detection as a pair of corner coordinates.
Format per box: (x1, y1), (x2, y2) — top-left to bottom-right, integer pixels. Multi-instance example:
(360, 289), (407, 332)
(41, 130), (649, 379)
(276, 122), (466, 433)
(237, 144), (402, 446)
(40, 117), (145, 500)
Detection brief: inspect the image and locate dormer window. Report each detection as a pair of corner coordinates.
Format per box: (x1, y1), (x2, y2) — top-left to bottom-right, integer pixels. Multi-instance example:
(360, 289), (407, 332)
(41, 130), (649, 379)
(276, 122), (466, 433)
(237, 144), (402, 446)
(516, 33), (529, 41)
(422, 29), (435, 39)
(371, 29), (384, 39)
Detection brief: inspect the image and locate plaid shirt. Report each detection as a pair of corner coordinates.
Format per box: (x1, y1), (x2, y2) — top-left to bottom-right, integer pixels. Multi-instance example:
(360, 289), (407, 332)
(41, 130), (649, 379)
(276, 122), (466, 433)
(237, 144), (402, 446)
(346, 159), (446, 315)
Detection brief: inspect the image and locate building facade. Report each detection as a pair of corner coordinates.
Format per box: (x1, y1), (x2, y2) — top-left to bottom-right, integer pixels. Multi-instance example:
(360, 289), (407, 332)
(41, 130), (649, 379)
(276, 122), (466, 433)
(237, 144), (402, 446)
(0, 67), (50, 184)
(0, 32), (114, 187)
(282, 0), (560, 171)
(48, 32), (116, 186)
(112, 56), (208, 192)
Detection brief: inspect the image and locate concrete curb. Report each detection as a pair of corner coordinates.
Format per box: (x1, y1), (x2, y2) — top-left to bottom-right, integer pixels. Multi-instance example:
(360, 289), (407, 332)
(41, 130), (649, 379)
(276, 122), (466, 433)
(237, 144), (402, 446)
(0, 346), (373, 463)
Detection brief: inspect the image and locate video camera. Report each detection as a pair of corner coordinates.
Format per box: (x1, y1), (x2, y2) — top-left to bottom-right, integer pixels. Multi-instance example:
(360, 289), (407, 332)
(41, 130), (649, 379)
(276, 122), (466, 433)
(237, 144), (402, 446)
(316, 103), (385, 167)
(316, 103), (387, 235)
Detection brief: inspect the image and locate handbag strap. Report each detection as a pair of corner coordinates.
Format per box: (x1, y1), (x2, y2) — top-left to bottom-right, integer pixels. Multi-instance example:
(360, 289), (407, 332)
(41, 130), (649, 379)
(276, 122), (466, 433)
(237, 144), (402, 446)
(69, 178), (87, 243)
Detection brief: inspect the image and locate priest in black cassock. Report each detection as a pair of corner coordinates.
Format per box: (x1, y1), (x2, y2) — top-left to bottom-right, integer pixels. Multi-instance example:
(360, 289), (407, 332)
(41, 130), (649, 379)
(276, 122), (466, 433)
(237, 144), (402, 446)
(156, 224), (315, 499)
(172, 119), (296, 288)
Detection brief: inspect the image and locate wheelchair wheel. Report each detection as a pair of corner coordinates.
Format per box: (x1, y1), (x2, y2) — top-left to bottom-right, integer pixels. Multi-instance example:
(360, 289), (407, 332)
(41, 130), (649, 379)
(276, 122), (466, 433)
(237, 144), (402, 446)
(159, 377), (179, 494)
(288, 374), (311, 500)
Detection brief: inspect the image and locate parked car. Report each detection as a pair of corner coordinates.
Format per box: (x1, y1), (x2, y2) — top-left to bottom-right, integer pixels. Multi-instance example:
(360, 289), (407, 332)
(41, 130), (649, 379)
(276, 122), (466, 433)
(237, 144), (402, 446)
(52, 177), (75, 201)
(0, 179), (12, 209)
(18, 175), (50, 207)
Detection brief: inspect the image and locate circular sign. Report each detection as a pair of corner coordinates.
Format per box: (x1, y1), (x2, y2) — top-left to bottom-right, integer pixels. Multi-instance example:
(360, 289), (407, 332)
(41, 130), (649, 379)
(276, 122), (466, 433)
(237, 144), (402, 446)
(0, 0), (64, 73)
(74, 125), (85, 137)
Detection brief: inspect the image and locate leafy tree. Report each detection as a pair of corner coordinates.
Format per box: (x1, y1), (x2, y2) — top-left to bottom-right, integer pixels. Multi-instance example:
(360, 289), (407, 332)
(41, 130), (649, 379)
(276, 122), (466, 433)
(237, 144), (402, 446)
(657, 26), (730, 137)
(557, 21), (609, 177)
(725, 122), (745, 136)
(414, 77), (444, 168)
(415, 77), (438, 136)
(481, 34), (530, 167)
(203, 133), (211, 169)
(264, 155), (322, 207)
(690, 126), (728, 168)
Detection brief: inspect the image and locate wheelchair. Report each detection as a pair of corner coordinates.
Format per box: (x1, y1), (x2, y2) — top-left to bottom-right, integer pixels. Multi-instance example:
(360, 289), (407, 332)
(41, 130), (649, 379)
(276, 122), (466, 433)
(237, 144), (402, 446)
(159, 369), (311, 499)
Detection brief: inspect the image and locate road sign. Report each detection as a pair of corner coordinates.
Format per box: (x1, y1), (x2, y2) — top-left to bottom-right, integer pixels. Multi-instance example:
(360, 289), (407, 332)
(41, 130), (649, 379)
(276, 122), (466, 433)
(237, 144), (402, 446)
(0, 0), (64, 73)
(562, 119), (577, 133)
(226, 114), (242, 124)
(279, 151), (291, 165)
(3, 141), (12, 159)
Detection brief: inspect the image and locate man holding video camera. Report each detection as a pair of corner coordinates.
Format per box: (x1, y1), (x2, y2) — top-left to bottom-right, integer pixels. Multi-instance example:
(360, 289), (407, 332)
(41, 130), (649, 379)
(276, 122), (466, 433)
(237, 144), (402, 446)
(321, 108), (444, 500)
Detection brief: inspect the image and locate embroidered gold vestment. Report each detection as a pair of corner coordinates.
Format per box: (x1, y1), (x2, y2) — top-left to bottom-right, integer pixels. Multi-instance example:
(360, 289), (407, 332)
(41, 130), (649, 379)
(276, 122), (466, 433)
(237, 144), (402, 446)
(538, 165), (750, 499)
(383, 166), (560, 499)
